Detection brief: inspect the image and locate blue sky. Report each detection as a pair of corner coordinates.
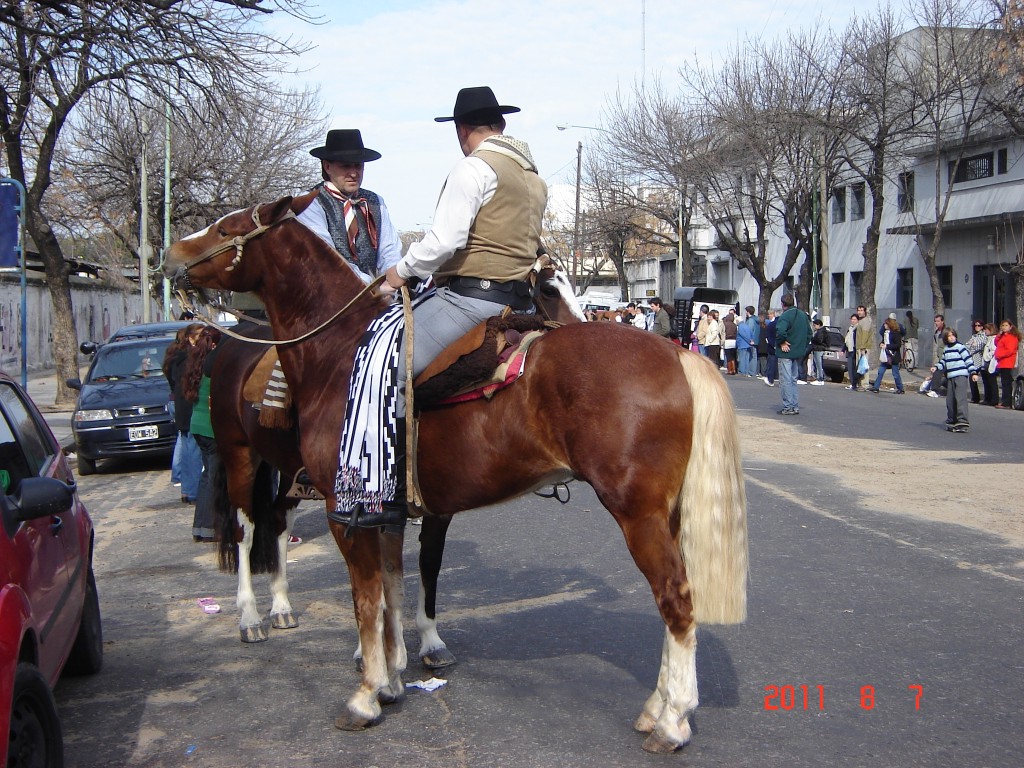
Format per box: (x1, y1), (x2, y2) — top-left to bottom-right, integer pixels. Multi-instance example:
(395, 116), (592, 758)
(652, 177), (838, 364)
(274, 0), (871, 231)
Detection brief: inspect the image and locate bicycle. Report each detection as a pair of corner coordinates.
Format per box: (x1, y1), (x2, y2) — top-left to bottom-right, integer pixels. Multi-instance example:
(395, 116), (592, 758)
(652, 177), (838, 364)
(900, 341), (916, 372)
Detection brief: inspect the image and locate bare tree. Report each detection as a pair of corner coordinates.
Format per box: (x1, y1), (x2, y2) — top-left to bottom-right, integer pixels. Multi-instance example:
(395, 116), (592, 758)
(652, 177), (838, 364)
(816, 6), (921, 323)
(578, 150), (639, 300)
(682, 29), (840, 314)
(604, 82), (700, 287)
(51, 86), (325, 284)
(898, 0), (1004, 317)
(0, 0), (315, 404)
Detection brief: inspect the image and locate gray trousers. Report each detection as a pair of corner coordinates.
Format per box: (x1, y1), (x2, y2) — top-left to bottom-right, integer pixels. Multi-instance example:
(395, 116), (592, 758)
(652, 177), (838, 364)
(946, 375), (970, 425)
(396, 287), (517, 416)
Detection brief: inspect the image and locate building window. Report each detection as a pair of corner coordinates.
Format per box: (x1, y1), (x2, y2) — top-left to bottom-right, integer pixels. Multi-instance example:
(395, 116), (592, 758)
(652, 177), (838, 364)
(831, 273), (845, 309)
(831, 188), (846, 224)
(850, 183), (866, 220)
(948, 151), (993, 184)
(937, 265), (952, 307)
(896, 268), (913, 307)
(997, 148), (1007, 175)
(850, 271), (863, 307)
(897, 172), (914, 214)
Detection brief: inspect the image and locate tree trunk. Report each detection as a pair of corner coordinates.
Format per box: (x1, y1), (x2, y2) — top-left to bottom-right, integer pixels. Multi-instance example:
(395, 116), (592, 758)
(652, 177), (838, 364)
(28, 212), (80, 406)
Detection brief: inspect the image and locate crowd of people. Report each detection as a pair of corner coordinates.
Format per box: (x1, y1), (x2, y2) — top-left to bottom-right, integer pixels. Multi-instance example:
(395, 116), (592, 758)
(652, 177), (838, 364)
(678, 300), (1021, 428)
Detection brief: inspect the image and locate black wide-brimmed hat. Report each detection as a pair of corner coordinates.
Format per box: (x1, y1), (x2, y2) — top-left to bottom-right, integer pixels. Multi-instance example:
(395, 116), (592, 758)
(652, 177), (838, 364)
(309, 129), (381, 163)
(434, 86), (521, 124)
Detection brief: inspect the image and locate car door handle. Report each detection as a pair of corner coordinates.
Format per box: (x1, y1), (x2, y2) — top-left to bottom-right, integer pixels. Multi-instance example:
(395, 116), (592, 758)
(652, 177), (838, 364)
(50, 515), (64, 534)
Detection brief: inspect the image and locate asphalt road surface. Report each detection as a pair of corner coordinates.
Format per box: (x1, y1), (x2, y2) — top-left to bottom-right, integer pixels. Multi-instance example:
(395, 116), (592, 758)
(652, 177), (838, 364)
(50, 375), (1024, 767)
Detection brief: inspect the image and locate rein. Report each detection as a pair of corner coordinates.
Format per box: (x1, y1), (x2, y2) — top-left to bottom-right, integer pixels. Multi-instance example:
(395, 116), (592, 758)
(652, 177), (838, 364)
(176, 276), (386, 347)
(176, 199), (387, 346)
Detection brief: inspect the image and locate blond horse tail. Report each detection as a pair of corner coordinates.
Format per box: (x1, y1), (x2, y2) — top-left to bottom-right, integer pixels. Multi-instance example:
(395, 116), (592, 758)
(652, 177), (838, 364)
(675, 350), (748, 624)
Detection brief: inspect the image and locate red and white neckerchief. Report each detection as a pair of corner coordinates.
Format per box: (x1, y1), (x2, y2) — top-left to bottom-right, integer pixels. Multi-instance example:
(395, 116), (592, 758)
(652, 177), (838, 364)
(324, 182), (378, 255)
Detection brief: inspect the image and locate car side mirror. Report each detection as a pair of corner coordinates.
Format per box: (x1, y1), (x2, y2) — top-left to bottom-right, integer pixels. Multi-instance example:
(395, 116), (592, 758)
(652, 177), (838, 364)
(12, 477), (75, 521)
(66, 378), (82, 390)
(1, 477), (75, 537)
(79, 341), (98, 355)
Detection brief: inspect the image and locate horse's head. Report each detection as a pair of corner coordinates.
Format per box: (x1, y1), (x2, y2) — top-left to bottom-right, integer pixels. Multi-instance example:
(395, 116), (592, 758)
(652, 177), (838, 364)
(163, 196), (298, 301)
(532, 253), (586, 324)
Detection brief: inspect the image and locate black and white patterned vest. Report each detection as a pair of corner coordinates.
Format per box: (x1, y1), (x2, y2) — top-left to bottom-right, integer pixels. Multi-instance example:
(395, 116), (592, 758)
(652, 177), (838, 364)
(315, 185), (382, 277)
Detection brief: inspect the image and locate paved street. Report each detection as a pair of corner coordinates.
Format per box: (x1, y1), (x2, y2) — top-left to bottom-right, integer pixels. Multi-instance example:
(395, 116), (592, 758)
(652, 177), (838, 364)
(31, 371), (1024, 767)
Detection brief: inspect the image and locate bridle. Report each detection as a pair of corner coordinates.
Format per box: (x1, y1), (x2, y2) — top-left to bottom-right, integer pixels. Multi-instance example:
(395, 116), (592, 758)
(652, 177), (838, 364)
(174, 202), (384, 347)
(178, 205), (297, 284)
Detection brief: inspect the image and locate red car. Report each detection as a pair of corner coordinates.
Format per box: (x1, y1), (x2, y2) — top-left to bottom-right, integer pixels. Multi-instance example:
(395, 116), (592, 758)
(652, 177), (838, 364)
(0, 371), (102, 766)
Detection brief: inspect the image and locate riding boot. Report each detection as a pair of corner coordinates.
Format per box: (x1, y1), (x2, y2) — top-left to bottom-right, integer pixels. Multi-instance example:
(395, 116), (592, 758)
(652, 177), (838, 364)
(727, 359), (736, 375)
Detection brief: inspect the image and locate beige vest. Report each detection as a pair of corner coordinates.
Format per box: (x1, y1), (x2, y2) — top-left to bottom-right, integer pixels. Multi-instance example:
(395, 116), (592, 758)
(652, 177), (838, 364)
(434, 149), (547, 284)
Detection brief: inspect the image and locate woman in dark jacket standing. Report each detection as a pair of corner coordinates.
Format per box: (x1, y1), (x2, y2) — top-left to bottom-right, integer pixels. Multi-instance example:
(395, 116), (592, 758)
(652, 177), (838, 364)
(869, 317), (905, 393)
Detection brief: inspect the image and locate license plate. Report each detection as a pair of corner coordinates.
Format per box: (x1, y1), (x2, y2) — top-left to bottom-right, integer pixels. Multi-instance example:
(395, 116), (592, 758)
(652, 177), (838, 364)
(825, 351), (839, 359)
(128, 425), (159, 441)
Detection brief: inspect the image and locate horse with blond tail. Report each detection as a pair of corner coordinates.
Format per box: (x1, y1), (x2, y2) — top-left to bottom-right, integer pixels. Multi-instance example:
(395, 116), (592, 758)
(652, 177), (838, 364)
(164, 196), (747, 753)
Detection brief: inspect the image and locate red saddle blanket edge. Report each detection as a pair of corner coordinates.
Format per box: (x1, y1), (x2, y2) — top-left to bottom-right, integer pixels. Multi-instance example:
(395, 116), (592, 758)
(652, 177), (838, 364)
(433, 347), (532, 406)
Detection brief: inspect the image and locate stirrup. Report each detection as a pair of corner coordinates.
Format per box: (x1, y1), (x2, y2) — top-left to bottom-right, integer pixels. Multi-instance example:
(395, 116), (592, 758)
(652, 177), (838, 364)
(286, 467), (325, 500)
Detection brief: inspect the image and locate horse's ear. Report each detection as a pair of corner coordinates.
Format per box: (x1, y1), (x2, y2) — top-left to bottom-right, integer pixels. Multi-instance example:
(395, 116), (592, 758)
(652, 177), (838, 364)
(262, 196), (295, 224)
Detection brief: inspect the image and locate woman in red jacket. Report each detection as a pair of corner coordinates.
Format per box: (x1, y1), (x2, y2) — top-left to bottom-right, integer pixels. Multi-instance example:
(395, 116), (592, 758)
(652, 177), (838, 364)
(993, 319), (1021, 409)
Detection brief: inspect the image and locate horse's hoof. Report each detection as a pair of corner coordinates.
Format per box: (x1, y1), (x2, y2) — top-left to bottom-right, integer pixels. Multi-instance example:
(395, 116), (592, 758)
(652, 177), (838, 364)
(421, 647), (457, 669)
(271, 612), (298, 630)
(334, 711), (382, 731)
(240, 624), (268, 643)
(378, 686), (406, 706)
(633, 712), (657, 734)
(641, 730), (684, 754)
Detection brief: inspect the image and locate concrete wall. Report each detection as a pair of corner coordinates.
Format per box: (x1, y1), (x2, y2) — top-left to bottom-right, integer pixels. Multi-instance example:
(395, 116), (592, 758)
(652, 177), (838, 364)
(0, 272), (150, 374)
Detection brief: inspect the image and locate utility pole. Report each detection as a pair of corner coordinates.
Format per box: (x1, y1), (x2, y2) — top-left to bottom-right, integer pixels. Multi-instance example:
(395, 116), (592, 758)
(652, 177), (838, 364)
(163, 102), (172, 319)
(573, 140), (582, 292)
(139, 121), (151, 322)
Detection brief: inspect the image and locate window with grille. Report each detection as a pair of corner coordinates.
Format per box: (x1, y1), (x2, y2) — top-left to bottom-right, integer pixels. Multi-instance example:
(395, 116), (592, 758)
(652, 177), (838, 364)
(948, 152), (993, 184)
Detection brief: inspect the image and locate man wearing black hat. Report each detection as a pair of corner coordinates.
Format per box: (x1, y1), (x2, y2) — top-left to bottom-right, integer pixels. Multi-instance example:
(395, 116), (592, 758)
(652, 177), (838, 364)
(297, 128), (402, 283)
(383, 86), (547, 379)
(248, 129), (402, 435)
(339, 86), (546, 528)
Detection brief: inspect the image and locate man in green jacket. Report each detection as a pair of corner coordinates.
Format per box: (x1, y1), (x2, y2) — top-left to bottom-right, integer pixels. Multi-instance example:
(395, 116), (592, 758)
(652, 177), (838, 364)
(774, 293), (811, 416)
(649, 297), (672, 338)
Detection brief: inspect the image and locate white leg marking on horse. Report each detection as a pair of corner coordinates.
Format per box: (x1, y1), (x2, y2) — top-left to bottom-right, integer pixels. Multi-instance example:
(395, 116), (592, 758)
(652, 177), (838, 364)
(235, 511), (261, 630)
(268, 509), (296, 619)
(416, 582), (446, 657)
(651, 626), (698, 748)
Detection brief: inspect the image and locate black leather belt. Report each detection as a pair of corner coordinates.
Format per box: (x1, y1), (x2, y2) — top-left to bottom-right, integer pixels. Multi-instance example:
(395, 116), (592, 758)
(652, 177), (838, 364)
(445, 276), (533, 311)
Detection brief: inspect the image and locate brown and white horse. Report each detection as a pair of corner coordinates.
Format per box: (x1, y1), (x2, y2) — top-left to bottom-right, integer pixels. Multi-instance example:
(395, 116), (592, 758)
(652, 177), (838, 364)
(202, 245), (582, 654)
(165, 196), (747, 753)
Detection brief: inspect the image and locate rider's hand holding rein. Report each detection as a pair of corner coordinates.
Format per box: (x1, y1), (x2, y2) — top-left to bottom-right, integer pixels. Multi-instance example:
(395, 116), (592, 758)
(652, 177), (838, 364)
(384, 265), (407, 291)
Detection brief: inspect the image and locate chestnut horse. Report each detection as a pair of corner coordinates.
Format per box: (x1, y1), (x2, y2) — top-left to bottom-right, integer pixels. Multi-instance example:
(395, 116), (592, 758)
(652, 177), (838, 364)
(203, 250), (583, 653)
(165, 197), (747, 753)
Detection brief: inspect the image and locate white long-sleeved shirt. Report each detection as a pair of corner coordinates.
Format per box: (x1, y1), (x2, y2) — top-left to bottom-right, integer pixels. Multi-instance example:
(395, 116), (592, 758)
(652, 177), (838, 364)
(396, 156), (498, 281)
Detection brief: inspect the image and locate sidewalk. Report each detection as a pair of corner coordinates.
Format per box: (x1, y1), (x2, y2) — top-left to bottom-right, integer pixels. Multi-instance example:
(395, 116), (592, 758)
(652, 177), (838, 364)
(23, 368), (76, 449)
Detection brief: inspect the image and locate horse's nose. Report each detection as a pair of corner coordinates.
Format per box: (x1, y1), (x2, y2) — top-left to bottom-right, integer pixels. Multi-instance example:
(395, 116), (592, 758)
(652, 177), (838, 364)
(167, 264), (188, 288)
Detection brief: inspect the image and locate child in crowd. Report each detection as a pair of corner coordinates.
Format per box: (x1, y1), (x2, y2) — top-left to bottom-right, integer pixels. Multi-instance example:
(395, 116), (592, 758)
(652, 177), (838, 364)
(930, 328), (979, 432)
